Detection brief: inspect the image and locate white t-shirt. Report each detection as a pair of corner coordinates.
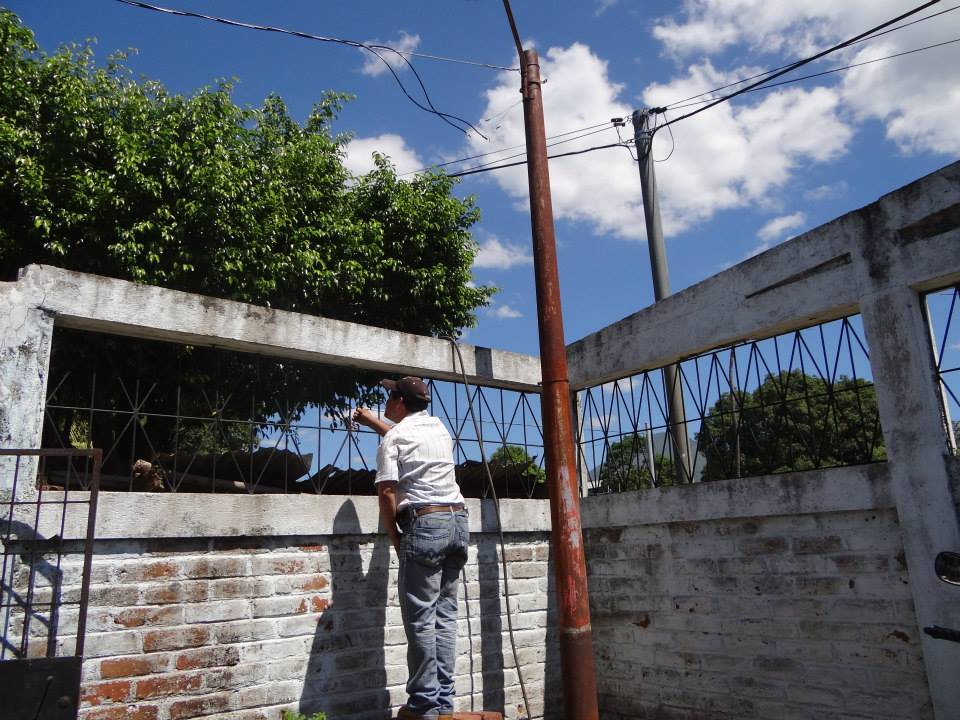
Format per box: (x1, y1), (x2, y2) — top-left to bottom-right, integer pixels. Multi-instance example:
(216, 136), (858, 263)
(375, 410), (465, 510)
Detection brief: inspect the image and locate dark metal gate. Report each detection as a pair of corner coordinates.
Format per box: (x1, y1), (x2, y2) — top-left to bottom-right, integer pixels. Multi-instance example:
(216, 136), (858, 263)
(0, 449), (101, 720)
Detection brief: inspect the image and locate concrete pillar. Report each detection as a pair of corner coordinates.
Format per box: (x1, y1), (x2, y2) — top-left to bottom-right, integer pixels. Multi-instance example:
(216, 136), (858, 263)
(572, 391), (591, 498)
(0, 283), (54, 493)
(860, 283), (960, 719)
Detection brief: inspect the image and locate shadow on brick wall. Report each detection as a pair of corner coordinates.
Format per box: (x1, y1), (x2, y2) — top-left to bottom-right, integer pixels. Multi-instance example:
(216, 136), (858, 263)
(299, 500), (391, 719)
(476, 531), (504, 714)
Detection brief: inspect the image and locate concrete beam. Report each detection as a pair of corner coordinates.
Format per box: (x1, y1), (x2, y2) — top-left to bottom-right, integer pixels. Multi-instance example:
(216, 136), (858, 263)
(36, 493), (553, 540)
(567, 161), (960, 390)
(34, 464), (891, 540)
(14, 265), (542, 392)
(581, 463), (894, 529)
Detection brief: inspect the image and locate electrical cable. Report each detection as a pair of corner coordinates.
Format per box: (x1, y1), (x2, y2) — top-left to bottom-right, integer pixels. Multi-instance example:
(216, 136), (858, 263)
(363, 41), (486, 138)
(391, 29), (956, 179)
(444, 335), (531, 720)
(664, 36), (960, 112)
(437, 2), (957, 177)
(653, 111), (676, 163)
(663, 2), (960, 110)
(445, 124), (620, 177)
(448, 140), (631, 178)
(114, 0), (518, 70)
(113, 0), (491, 138)
(614, 122), (638, 162)
(658, 0), (942, 131)
(401, 120), (613, 177)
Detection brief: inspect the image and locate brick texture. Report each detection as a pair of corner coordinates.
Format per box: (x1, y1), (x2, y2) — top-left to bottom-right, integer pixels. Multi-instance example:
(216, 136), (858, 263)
(73, 534), (551, 720)
(65, 505), (931, 720)
(585, 509), (933, 720)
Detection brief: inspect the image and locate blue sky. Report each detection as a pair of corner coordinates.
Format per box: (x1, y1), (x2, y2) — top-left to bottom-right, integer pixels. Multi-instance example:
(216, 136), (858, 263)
(9, 0), (960, 360)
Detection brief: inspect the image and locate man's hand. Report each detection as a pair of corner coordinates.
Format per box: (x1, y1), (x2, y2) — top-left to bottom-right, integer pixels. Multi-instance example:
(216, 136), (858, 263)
(352, 407), (391, 436)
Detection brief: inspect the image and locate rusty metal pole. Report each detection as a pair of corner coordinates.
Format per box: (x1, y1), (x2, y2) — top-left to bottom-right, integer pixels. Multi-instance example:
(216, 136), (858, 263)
(520, 48), (600, 720)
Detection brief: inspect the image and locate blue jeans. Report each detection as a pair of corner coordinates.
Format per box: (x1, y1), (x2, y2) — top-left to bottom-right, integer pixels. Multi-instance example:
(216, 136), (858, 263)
(398, 508), (469, 718)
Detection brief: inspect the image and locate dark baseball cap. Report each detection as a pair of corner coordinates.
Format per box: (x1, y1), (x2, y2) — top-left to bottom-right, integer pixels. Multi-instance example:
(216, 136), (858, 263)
(381, 376), (431, 403)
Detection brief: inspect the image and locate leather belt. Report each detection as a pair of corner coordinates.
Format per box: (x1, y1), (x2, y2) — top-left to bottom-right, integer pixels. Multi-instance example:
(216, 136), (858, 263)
(413, 504), (464, 516)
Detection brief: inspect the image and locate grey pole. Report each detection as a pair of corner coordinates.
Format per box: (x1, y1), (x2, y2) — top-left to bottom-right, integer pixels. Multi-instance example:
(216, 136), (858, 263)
(632, 109), (694, 483)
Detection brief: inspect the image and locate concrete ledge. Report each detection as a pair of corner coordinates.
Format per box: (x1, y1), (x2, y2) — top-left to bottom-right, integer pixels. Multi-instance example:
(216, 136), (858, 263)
(35, 465), (897, 540)
(581, 463), (894, 529)
(15, 265), (542, 392)
(39, 493), (553, 540)
(567, 160), (960, 389)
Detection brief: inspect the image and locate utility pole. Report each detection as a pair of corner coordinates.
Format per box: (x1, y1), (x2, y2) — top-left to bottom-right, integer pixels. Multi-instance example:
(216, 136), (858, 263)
(501, 3), (599, 717)
(632, 109), (694, 484)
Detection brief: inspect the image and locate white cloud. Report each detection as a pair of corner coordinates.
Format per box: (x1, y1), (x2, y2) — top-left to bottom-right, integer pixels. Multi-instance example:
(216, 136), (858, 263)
(841, 37), (960, 155)
(643, 66), (851, 234)
(488, 304), (524, 319)
(343, 134), (423, 177)
(473, 235), (533, 270)
(358, 32), (421, 77)
(804, 181), (848, 201)
(467, 44), (642, 239)
(651, 1), (960, 156)
(469, 44), (851, 241)
(757, 212), (805, 241)
(595, 0), (618, 16)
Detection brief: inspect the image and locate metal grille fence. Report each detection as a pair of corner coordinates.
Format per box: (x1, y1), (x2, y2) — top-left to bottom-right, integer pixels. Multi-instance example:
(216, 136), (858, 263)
(925, 284), (960, 454)
(42, 329), (546, 498)
(576, 315), (885, 493)
(0, 449), (100, 662)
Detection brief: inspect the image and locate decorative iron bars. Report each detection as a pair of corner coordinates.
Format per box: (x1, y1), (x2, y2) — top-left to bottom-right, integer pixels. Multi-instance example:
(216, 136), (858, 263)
(576, 315), (885, 493)
(925, 285), (960, 454)
(43, 329), (545, 497)
(1, 449), (100, 662)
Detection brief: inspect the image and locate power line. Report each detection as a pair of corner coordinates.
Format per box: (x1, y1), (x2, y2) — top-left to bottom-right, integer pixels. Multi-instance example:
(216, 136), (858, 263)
(447, 2), (949, 179)
(663, 2), (960, 110)
(113, 0), (496, 138)
(401, 120), (614, 176)
(665, 36), (960, 113)
(448, 141), (630, 178)
(444, 28), (956, 179)
(657, 0), (942, 131)
(442, 124), (620, 176)
(115, 0), (517, 70)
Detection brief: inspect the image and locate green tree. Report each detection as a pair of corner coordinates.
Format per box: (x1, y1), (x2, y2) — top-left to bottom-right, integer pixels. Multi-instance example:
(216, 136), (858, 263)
(696, 370), (886, 481)
(0, 11), (494, 469)
(490, 444), (546, 485)
(597, 433), (675, 492)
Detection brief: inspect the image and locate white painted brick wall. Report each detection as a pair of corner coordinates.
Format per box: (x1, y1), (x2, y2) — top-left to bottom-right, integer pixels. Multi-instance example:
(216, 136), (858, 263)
(67, 534), (552, 720)
(16, 475), (941, 720)
(585, 508), (932, 720)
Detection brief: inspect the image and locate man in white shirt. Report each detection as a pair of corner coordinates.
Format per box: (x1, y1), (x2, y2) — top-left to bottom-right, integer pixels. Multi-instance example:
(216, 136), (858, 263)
(353, 377), (468, 720)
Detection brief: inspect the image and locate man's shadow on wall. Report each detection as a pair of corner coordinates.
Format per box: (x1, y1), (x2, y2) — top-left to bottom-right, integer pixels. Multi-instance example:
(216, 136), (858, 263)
(299, 500), (392, 720)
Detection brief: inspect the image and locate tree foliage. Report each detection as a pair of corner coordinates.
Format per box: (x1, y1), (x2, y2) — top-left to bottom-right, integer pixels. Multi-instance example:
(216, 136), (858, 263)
(0, 11), (494, 468)
(596, 433), (676, 493)
(0, 10), (492, 333)
(696, 370), (885, 481)
(490, 444), (546, 485)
